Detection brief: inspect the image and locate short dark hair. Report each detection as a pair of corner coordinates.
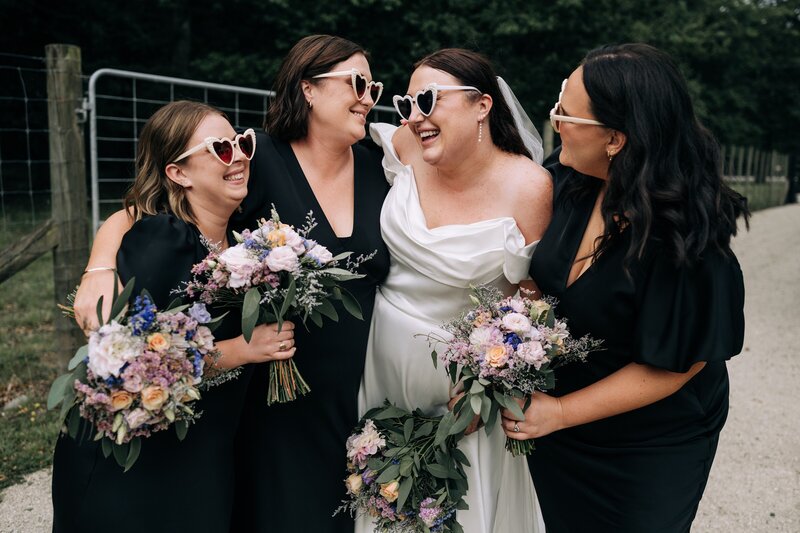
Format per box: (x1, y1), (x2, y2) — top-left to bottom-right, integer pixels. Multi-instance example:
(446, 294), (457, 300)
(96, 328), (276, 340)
(579, 43), (749, 267)
(413, 48), (530, 159)
(265, 35), (367, 141)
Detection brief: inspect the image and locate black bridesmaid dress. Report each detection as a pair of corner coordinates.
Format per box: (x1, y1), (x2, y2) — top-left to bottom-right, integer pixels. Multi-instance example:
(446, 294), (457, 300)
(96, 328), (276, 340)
(527, 157), (745, 533)
(51, 214), (251, 533)
(229, 133), (390, 533)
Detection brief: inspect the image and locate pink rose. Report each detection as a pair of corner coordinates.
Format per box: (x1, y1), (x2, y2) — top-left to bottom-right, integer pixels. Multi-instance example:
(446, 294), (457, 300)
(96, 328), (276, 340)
(219, 245), (260, 288)
(265, 246), (299, 273)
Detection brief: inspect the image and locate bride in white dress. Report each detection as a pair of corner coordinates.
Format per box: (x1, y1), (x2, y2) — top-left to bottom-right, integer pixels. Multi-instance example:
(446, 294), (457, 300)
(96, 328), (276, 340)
(358, 49), (552, 533)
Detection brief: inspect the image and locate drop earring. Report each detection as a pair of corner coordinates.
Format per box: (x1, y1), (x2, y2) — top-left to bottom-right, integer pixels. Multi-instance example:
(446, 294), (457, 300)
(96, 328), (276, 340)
(478, 120), (483, 142)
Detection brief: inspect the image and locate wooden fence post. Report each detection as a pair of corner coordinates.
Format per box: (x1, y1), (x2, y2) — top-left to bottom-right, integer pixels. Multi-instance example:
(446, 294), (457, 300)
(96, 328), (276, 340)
(46, 44), (89, 358)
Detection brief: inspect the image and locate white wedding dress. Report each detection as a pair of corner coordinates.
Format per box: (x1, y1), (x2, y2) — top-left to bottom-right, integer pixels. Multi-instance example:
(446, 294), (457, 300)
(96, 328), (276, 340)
(357, 123), (544, 533)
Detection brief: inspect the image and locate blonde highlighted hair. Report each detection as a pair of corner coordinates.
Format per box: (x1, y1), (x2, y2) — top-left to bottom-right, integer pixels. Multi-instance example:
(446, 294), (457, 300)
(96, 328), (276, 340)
(124, 100), (226, 224)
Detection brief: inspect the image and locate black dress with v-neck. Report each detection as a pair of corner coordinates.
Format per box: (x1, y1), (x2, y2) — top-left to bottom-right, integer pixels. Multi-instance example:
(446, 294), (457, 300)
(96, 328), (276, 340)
(527, 156), (745, 533)
(229, 132), (390, 533)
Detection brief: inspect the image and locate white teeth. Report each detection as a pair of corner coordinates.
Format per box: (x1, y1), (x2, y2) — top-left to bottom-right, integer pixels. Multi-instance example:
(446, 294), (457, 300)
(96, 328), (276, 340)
(224, 172), (244, 182)
(420, 130), (439, 139)
(352, 112), (364, 118)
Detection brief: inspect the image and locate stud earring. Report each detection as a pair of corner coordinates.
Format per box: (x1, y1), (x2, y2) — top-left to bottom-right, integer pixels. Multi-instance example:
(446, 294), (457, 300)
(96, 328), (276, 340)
(478, 120), (484, 143)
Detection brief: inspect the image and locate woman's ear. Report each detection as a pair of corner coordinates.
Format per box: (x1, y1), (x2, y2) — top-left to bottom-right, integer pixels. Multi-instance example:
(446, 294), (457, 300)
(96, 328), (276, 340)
(300, 79), (314, 108)
(165, 163), (191, 188)
(477, 93), (493, 122)
(607, 130), (627, 158)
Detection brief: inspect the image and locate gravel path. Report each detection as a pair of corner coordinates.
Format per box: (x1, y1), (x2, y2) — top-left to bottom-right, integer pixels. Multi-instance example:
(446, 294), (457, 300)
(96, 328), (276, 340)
(1, 204), (798, 533)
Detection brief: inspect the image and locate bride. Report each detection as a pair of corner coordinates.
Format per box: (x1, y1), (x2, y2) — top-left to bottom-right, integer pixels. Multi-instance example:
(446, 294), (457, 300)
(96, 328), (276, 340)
(358, 48), (552, 533)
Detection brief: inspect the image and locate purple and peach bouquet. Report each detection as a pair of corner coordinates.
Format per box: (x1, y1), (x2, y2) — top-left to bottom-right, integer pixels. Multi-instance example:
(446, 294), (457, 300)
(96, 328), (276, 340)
(184, 207), (370, 405)
(425, 285), (602, 456)
(336, 401), (469, 533)
(48, 280), (228, 471)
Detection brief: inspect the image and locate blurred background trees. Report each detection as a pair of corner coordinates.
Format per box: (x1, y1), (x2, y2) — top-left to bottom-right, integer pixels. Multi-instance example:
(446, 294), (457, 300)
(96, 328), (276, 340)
(2, 0), (798, 152)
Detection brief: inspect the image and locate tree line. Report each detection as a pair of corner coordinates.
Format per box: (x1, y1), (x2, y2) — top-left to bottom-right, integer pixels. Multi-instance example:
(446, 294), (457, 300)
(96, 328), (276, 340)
(3, 0), (799, 153)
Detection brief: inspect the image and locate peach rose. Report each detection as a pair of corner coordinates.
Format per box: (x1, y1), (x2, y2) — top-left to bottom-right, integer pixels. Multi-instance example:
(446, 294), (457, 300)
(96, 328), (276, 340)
(486, 345), (509, 368)
(267, 229), (287, 246)
(380, 480), (400, 503)
(345, 473), (363, 495)
(109, 390), (134, 412)
(141, 385), (169, 411)
(147, 332), (170, 352)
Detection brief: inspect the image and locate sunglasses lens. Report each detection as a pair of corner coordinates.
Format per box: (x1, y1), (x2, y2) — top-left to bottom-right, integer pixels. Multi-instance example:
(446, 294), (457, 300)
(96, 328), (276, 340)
(396, 99), (412, 120)
(369, 85), (382, 104)
(238, 134), (255, 159)
(354, 74), (367, 99)
(417, 89), (435, 115)
(212, 140), (233, 165)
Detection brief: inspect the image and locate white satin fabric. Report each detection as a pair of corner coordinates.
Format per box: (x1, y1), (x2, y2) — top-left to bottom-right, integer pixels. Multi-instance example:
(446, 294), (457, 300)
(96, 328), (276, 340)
(356, 123), (544, 533)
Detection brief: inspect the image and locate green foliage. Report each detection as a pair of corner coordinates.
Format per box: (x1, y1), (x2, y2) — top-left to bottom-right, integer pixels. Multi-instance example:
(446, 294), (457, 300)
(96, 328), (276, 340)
(2, 0), (797, 150)
(0, 253), (61, 490)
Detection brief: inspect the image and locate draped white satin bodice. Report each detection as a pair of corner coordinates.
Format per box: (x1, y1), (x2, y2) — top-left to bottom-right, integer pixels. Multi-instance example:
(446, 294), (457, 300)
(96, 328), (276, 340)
(357, 123), (543, 533)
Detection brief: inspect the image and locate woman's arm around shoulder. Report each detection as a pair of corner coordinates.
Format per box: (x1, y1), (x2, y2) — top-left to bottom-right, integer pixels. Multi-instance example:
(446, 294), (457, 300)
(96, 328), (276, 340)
(73, 209), (135, 333)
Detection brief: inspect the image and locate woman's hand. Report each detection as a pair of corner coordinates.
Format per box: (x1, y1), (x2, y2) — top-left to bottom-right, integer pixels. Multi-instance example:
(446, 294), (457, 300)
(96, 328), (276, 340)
(448, 393), (482, 436)
(74, 269), (124, 335)
(501, 392), (565, 440)
(215, 321), (296, 369)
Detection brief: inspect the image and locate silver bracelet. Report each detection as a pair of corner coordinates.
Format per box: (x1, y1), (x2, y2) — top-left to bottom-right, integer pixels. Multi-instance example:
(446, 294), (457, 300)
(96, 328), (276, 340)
(83, 266), (116, 275)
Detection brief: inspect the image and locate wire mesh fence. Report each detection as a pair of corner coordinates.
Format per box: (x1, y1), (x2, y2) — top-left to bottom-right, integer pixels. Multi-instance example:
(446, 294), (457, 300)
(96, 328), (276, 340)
(0, 48), (791, 245)
(0, 54), (53, 244)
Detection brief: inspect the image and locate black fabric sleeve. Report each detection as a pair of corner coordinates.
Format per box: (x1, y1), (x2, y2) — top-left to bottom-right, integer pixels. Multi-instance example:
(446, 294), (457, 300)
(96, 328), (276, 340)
(634, 249), (745, 372)
(116, 214), (198, 310)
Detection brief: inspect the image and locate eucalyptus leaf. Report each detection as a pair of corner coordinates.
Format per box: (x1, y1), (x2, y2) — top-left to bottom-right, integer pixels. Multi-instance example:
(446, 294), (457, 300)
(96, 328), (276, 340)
(403, 418), (414, 442)
(175, 420), (189, 441)
(123, 437), (142, 472)
(415, 421), (433, 438)
(397, 476), (413, 513)
(309, 310), (324, 328)
(279, 276), (296, 319)
(95, 295), (104, 328)
(434, 411), (455, 446)
(241, 287), (261, 343)
(101, 438), (112, 458)
(430, 349), (438, 369)
(425, 464), (450, 478)
(469, 380), (484, 394)
(339, 287), (363, 320)
(316, 298), (339, 321)
(67, 345), (88, 371)
(109, 278), (136, 323)
(375, 464), (400, 483)
(330, 251), (352, 261)
(66, 406), (81, 439)
(47, 373), (73, 409)
(112, 442), (129, 468)
(470, 394), (482, 415)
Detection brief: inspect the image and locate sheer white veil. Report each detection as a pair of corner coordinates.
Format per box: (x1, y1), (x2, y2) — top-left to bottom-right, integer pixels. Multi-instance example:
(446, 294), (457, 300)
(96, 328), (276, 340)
(496, 76), (543, 164)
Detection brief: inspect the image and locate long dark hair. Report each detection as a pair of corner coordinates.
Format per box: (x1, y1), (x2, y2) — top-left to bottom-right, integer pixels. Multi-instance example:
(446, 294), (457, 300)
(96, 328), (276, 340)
(265, 35), (367, 141)
(579, 43), (749, 268)
(413, 48), (531, 158)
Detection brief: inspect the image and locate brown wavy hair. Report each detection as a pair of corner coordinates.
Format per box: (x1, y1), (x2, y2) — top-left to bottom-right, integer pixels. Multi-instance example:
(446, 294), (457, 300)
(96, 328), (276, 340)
(124, 100), (225, 224)
(265, 34), (367, 141)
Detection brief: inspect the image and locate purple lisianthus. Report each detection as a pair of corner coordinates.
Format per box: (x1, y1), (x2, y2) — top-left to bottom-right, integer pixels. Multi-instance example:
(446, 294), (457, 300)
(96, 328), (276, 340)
(188, 302), (212, 324)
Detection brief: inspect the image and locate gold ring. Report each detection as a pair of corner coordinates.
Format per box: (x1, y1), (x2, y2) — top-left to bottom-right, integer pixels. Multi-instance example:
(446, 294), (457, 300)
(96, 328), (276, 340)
(279, 341), (287, 351)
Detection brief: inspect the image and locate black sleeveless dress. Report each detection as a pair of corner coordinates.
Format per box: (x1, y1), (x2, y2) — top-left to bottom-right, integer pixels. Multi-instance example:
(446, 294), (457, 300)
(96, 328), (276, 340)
(229, 133), (390, 533)
(526, 156), (745, 532)
(51, 214), (252, 533)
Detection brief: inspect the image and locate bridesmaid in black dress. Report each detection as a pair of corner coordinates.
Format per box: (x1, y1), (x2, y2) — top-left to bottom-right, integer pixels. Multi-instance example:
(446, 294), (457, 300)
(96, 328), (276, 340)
(501, 44), (750, 532)
(52, 101), (294, 532)
(229, 35), (390, 533)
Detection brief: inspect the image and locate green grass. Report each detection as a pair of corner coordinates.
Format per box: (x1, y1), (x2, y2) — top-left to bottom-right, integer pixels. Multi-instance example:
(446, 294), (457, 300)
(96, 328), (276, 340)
(728, 181), (789, 212)
(0, 247), (63, 491)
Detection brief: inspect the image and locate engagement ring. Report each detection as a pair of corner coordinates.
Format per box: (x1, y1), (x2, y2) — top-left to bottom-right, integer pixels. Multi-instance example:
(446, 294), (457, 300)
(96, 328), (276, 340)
(513, 423), (520, 433)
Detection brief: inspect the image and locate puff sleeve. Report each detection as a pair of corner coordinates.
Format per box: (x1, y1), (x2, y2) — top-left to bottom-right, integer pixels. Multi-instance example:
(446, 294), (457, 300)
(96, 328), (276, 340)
(633, 249), (745, 373)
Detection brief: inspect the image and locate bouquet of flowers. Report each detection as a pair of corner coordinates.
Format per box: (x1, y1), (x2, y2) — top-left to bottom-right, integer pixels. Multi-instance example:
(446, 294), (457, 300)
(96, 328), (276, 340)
(336, 401), (470, 533)
(425, 285), (602, 456)
(48, 279), (228, 471)
(185, 207), (371, 405)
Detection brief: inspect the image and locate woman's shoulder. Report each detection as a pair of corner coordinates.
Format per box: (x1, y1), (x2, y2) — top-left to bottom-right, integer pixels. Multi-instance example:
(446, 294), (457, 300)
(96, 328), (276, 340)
(123, 213), (200, 256)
